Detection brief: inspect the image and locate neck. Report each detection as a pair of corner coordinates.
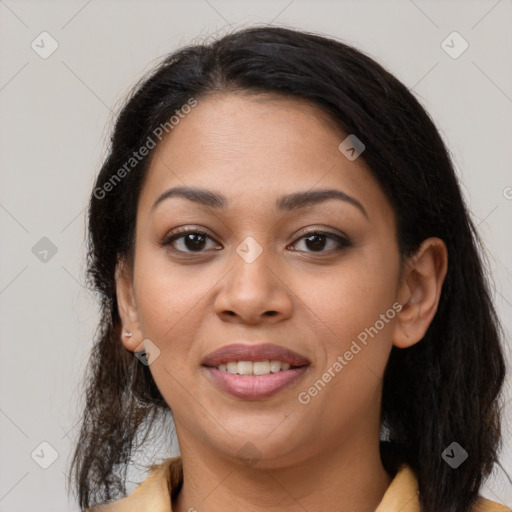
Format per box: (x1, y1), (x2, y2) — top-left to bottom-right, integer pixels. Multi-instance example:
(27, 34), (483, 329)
(173, 426), (392, 512)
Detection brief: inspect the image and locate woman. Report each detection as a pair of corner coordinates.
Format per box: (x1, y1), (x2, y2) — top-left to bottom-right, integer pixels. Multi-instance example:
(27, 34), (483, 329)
(70, 26), (510, 511)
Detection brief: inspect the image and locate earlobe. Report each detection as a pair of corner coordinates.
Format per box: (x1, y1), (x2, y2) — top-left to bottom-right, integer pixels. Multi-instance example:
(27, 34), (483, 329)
(393, 237), (448, 349)
(115, 258), (142, 352)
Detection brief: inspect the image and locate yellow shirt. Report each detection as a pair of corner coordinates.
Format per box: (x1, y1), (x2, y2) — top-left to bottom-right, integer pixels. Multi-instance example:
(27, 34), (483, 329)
(88, 456), (511, 512)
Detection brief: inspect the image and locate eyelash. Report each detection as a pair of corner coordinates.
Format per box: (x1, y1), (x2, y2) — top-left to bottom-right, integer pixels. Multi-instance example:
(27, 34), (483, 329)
(160, 227), (352, 255)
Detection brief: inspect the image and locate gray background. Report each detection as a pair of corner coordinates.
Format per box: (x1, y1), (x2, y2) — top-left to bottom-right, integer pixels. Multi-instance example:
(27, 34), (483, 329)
(0, 0), (511, 510)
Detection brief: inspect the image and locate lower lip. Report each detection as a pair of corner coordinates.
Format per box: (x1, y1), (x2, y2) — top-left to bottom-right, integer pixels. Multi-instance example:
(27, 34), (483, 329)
(204, 366), (309, 400)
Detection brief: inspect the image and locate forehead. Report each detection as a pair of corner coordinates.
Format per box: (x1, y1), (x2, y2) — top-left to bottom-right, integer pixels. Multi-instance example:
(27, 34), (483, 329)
(138, 93), (391, 220)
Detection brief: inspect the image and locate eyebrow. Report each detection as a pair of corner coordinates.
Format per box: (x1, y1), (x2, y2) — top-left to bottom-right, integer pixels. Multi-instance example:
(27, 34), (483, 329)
(151, 186), (368, 218)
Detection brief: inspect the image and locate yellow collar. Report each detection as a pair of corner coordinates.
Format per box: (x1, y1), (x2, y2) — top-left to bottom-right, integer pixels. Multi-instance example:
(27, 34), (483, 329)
(89, 456), (509, 512)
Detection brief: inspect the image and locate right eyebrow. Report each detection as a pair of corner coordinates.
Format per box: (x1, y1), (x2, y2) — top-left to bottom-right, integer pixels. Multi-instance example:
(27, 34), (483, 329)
(151, 186), (226, 212)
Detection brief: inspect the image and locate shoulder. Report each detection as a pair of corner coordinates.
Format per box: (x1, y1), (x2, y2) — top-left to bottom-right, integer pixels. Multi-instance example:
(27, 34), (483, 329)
(86, 456), (182, 512)
(376, 463), (510, 512)
(472, 496), (511, 512)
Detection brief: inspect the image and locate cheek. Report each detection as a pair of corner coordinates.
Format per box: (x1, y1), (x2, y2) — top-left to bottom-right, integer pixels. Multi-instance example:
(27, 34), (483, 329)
(132, 257), (206, 409)
(300, 253), (399, 349)
(295, 253), (399, 421)
(133, 249), (210, 342)
(296, 263), (397, 432)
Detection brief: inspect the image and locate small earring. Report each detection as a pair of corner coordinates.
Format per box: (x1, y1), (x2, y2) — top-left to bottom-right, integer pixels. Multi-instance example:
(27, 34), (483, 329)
(123, 331), (133, 338)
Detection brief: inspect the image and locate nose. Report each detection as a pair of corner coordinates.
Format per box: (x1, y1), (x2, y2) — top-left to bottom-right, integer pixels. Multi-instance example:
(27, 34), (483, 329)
(214, 245), (293, 325)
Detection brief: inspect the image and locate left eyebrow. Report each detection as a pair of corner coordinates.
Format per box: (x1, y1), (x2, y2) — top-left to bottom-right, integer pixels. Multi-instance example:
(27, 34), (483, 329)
(275, 188), (368, 219)
(151, 186), (368, 219)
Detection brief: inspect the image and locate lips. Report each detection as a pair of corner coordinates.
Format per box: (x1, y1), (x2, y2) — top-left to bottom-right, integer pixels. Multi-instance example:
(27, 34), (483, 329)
(201, 343), (310, 368)
(205, 366), (309, 400)
(202, 343), (311, 399)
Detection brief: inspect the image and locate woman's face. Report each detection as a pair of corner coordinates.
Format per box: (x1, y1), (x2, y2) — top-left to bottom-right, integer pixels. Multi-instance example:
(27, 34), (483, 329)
(120, 93), (404, 467)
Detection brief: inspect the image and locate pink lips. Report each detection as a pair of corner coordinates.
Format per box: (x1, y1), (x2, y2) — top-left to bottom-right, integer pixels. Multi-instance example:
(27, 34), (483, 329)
(201, 343), (310, 400)
(205, 366), (309, 400)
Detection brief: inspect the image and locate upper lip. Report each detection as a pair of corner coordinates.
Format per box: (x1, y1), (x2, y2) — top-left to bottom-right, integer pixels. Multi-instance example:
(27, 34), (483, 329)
(201, 343), (310, 367)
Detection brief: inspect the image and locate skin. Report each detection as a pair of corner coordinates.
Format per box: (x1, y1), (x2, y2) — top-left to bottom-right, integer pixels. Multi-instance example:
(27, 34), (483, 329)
(116, 93), (448, 512)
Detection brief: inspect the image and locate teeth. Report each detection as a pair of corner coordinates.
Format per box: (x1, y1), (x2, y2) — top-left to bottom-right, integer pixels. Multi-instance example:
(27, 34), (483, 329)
(253, 361), (270, 375)
(215, 360), (292, 375)
(269, 360), (282, 373)
(227, 362), (238, 374)
(238, 361), (253, 375)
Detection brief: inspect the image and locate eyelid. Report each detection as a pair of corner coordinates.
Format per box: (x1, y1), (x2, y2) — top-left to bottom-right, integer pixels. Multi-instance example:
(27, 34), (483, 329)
(292, 225), (350, 243)
(160, 226), (219, 248)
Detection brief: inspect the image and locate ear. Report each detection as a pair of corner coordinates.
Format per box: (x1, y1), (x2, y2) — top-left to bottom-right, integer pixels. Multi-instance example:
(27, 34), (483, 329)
(393, 237), (448, 349)
(115, 257), (143, 352)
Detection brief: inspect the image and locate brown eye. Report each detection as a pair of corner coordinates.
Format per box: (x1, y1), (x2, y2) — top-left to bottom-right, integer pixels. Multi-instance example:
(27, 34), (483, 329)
(161, 230), (221, 253)
(290, 231), (351, 253)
